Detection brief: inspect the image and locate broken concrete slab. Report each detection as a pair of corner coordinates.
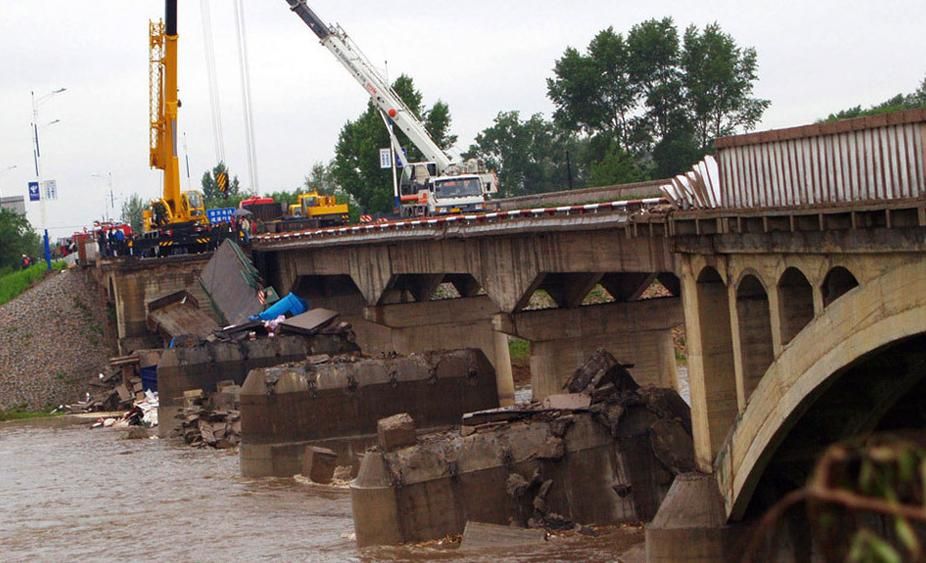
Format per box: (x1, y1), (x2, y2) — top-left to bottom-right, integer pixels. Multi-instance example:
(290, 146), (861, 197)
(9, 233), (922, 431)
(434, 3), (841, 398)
(377, 413), (417, 452)
(460, 521), (546, 550)
(146, 290), (220, 342)
(280, 308), (340, 336)
(542, 393), (591, 410)
(198, 240), (266, 325)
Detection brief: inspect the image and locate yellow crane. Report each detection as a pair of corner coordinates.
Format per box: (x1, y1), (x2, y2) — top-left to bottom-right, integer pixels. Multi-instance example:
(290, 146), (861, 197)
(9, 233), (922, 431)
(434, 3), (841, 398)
(138, 1), (211, 256)
(286, 191), (349, 227)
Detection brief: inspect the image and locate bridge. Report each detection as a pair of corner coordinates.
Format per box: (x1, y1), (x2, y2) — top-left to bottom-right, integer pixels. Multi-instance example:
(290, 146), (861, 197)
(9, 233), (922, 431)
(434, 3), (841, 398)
(90, 108), (925, 558)
(250, 108), (926, 556)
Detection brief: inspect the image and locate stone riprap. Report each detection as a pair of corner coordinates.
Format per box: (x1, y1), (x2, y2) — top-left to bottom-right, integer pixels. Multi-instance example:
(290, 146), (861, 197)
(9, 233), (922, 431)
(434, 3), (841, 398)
(0, 270), (114, 410)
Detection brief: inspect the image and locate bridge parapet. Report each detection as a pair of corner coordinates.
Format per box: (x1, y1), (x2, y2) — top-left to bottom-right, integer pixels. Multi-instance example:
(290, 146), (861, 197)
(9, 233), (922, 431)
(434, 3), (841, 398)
(663, 108), (926, 211)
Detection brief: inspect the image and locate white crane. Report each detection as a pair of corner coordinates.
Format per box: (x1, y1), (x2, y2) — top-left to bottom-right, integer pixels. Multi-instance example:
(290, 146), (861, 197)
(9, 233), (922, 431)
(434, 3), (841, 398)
(283, 0), (497, 216)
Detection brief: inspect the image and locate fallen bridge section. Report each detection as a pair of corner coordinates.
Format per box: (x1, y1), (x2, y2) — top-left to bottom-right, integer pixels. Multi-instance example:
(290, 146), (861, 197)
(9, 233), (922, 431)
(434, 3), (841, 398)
(157, 332), (359, 437)
(238, 349), (499, 478)
(350, 350), (694, 547)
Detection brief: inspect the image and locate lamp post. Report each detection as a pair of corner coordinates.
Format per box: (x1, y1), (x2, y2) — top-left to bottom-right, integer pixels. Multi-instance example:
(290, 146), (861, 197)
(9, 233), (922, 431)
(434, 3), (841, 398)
(0, 165), (17, 201)
(92, 172), (115, 221)
(31, 87), (66, 271)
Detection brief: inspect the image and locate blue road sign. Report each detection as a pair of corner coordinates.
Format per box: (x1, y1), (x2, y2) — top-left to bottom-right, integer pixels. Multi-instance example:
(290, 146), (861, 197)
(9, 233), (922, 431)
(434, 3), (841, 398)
(207, 207), (235, 224)
(28, 181), (40, 202)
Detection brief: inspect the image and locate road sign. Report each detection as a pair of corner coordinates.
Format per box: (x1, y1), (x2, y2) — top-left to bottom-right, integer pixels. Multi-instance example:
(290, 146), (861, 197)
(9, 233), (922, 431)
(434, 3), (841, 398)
(28, 181), (40, 202)
(207, 207), (235, 224)
(379, 148), (391, 169)
(41, 179), (57, 201)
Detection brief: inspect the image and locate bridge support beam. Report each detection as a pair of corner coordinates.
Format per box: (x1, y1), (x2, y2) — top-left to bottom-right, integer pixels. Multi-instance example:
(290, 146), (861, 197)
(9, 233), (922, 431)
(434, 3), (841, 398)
(363, 296), (515, 406)
(494, 298), (683, 400)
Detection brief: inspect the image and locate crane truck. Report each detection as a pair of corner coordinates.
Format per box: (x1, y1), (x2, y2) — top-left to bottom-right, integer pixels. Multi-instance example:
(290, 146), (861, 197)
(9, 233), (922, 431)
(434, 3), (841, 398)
(137, 0), (211, 256)
(282, 0), (499, 217)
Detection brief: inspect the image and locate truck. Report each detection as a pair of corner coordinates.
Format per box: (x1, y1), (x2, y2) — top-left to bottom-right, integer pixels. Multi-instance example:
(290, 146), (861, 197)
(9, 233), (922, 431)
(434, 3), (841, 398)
(282, 1), (499, 217)
(286, 191), (350, 227)
(136, 0), (212, 257)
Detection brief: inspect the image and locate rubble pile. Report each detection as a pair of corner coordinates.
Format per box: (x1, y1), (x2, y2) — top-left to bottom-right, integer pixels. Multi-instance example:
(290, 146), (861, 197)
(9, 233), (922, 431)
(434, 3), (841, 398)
(176, 384), (242, 449)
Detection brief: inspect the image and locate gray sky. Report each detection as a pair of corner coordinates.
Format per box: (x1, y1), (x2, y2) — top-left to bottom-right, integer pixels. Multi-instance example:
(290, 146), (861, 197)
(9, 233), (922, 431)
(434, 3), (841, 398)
(0, 0), (923, 239)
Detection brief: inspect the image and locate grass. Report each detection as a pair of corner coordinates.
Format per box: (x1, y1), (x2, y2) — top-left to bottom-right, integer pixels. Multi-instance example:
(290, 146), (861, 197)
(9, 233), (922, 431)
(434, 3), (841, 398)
(0, 407), (60, 422)
(0, 262), (66, 307)
(508, 337), (530, 364)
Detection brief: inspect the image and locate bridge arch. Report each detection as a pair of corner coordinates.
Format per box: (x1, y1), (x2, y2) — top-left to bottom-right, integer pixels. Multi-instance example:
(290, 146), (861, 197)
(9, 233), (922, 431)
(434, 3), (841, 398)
(776, 267), (814, 345)
(821, 265), (859, 307)
(734, 273), (774, 404)
(714, 260), (926, 521)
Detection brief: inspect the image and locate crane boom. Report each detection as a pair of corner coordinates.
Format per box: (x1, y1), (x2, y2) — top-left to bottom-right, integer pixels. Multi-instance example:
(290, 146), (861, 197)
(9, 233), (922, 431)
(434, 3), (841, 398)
(149, 0), (181, 214)
(283, 0), (452, 172)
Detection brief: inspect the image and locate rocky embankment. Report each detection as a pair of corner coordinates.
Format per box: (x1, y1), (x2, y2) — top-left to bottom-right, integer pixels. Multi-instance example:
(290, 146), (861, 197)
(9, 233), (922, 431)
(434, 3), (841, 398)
(0, 269), (115, 411)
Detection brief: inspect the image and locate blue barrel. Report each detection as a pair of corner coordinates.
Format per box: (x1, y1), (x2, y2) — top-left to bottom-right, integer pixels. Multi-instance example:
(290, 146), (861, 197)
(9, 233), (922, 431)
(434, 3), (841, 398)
(256, 292), (308, 321)
(140, 366), (158, 392)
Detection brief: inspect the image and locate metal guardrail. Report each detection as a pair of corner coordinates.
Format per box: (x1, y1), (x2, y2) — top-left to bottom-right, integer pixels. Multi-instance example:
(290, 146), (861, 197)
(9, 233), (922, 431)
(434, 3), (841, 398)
(253, 197), (667, 245)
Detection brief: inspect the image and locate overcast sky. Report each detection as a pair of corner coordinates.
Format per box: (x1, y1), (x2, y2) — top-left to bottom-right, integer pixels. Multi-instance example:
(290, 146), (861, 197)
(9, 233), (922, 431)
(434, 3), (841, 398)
(0, 0), (923, 239)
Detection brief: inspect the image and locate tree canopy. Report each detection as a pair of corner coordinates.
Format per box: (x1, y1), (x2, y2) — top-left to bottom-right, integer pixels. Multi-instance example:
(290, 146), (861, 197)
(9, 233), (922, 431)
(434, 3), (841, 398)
(331, 74), (456, 214)
(823, 74), (926, 121)
(0, 209), (40, 271)
(120, 194), (145, 232)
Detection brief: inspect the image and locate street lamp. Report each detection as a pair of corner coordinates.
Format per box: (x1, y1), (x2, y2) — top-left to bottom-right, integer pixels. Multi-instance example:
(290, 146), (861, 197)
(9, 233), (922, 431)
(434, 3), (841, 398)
(0, 165), (17, 201)
(92, 172), (115, 221)
(31, 87), (67, 271)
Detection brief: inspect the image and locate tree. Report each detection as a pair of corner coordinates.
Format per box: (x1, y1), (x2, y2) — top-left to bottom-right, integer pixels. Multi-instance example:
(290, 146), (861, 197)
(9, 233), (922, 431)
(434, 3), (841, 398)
(544, 19), (769, 180)
(303, 160), (339, 195)
(0, 209), (40, 271)
(466, 111), (584, 197)
(823, 73), (926, 121)
(201, 161), (241, 207)
(331, 74), (456, 213)
(681, 23), (770, 148)
(120, 193), (145, 233)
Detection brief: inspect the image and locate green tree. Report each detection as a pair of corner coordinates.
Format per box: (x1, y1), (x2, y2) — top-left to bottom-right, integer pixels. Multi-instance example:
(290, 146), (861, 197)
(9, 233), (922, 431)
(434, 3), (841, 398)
(331, 74), (456, 213)
(823, 73), (926, 121)
(681, 23), (770, 148)
(120, 193), (146, 233)
(545, 19), (768, 180)
(466, 111), (583, 197)
(0, 209), (40, 271)
(201, 161), (241, 207)
(303, 160), (340, 195)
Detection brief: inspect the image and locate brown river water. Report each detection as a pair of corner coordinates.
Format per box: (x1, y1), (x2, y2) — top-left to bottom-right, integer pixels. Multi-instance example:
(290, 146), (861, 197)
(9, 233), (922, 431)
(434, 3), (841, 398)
(0, 420), (644, 562)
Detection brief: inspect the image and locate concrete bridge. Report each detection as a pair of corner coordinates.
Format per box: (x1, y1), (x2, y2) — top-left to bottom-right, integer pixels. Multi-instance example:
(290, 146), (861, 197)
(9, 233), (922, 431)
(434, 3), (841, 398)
(94, 108), (925, 556)
(252, 199), (682, 404)
(251, 109), (926, 548)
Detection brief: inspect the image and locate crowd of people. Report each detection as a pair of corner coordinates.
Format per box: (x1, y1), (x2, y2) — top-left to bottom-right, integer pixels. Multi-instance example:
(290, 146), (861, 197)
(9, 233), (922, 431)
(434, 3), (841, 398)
(97, 227), (129, 258)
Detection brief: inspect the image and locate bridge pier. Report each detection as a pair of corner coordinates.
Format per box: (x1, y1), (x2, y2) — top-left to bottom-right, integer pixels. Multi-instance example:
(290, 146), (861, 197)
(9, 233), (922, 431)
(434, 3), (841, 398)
(494, 299), (682, 400)
(363, 296), (515, 406)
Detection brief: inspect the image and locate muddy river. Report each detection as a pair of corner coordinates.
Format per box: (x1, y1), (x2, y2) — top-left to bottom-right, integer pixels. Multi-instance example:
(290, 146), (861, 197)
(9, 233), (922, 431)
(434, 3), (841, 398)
(0, 420), (644, 561)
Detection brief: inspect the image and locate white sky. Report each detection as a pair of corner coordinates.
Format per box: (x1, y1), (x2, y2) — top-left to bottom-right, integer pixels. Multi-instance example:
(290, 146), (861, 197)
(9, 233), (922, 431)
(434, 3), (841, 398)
(0, 0), (923, 239)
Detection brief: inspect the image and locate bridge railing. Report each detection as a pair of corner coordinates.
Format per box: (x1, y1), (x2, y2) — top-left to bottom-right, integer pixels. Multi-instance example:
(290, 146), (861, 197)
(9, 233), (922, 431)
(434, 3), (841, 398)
(663, 108), (926, 210)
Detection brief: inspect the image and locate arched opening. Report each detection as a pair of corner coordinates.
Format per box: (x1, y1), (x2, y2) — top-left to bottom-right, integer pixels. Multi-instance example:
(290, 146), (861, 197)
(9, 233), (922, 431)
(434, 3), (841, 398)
(696, 267), (737, 455)
(821, 266), (859, 307)
(736, 274), (774, 403)
(743, 334), (926, 522)
(293, 274), (365, 314)
(777, 268), (814, 345)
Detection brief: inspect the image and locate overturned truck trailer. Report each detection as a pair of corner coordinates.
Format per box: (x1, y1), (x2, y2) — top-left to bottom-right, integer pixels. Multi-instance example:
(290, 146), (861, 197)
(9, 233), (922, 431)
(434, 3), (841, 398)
(239, 349), (499, 477)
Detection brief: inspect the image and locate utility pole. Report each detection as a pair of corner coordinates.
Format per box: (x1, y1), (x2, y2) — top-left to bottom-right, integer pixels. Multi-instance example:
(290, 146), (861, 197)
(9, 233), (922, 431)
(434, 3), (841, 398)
(31, 87), (67, 271)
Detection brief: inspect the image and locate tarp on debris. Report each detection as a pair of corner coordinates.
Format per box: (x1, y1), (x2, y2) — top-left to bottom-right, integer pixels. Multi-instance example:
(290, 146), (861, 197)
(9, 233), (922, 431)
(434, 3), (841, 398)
(199, 240), (269, 325)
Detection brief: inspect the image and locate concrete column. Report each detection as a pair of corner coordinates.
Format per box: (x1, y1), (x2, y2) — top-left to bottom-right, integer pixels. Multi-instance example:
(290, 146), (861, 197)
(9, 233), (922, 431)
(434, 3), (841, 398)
(362, 296), (511, 404)
(495, 298), (683, 401)
(494, 331), (515, 406)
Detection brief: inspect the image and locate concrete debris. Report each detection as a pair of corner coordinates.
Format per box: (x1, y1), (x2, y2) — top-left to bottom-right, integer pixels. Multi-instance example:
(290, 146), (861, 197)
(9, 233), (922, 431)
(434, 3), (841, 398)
(377, 413), (417, 452)
(176, 390), (241, 449)
(125, 426), (149, 440)
(302, 446), (338, 484)
(460, 521), (547, 550)
(350, 349), (695, 547)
